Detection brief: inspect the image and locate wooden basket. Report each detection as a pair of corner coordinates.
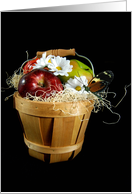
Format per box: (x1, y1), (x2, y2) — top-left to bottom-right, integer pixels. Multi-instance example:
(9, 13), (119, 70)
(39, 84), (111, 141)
(13, 92), (94, 163)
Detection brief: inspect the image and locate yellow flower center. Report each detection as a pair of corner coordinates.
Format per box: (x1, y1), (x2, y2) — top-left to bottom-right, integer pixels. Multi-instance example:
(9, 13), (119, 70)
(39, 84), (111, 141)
(56, 66), (62, 71)
(75, 86), (81, 91)
(48, 59), (52, 63)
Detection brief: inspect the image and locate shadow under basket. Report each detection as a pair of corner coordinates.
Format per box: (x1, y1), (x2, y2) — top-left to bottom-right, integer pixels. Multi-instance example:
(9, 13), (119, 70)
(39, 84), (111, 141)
(13, 92), (94, 163)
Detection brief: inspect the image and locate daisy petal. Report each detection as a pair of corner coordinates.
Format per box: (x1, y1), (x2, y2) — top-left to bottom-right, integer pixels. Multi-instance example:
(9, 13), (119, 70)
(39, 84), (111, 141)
(65, 76), (89, 94)
(48, 56), (73, 76)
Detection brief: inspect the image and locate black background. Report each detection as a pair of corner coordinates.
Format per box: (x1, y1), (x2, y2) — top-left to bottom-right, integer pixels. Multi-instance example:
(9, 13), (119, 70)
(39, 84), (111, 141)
(1, 12), (131, 192)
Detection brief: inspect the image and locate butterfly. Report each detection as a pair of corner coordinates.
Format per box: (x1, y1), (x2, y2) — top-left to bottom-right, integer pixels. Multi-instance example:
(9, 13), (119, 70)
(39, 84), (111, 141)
(76, 70), (114, 100)
(85, 70), (114, 94)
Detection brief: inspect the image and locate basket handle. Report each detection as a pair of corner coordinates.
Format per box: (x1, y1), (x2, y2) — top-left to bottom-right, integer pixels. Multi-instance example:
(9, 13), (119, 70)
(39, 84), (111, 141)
(36, 48), (75, 58)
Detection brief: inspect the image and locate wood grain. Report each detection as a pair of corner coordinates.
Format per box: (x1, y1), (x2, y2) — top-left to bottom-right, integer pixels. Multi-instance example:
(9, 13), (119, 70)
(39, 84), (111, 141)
(14, 92), (94, 163)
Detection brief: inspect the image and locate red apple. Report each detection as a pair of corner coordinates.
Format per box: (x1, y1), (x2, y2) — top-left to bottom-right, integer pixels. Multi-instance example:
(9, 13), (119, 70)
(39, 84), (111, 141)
(23, 57), (49, 74)
(23, 57), (38, 74)
(18, 69), (63, 99)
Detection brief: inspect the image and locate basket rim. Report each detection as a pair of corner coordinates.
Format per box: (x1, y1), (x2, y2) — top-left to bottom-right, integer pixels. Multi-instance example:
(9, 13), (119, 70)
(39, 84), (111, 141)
(14, 91), (94, 105)
(14, 92), (94, 117)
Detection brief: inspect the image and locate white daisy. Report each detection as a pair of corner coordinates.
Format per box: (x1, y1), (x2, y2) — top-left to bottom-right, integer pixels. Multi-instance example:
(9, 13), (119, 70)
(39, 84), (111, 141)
(33, 52), (53, 70)
(65, 76), (89, 94)
(48, 56), (73, 77)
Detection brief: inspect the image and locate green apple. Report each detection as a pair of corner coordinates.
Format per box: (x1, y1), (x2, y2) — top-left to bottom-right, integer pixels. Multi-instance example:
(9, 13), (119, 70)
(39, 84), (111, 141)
(59, 59), (93, 83)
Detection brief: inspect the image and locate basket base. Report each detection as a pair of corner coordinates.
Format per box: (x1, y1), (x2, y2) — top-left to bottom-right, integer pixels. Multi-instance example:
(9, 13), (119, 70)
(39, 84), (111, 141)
(24, 134), (83, 163)
(28, 147), (82, 163)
